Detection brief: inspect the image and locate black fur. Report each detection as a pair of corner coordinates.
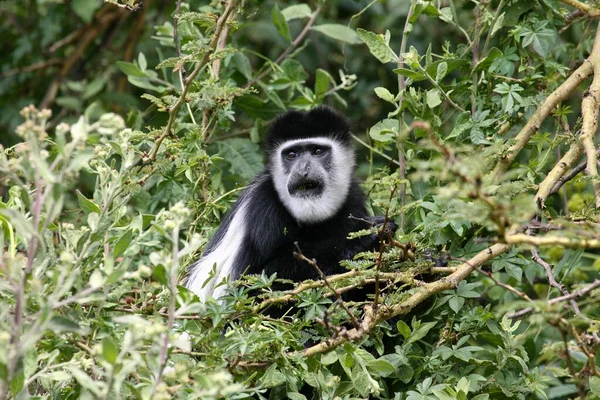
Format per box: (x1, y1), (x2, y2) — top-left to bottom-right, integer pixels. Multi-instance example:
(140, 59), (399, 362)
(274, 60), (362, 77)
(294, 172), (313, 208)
(230, 175), (375, 282)
(264, 107), (352, 156)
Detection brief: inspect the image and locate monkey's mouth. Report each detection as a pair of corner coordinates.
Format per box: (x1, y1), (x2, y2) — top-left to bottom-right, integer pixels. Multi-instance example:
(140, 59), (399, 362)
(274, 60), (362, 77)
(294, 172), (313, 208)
(288, 178), (324, 197)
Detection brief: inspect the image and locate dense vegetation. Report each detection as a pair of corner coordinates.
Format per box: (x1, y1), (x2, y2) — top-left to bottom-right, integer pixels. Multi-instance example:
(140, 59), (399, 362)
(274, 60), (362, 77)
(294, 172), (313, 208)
(1, 0), (600, 398)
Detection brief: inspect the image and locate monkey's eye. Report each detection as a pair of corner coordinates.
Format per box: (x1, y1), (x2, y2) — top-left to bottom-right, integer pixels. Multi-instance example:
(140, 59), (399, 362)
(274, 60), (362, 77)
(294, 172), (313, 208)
(314, 148), (324, 156)
(286, 151), (298, 160)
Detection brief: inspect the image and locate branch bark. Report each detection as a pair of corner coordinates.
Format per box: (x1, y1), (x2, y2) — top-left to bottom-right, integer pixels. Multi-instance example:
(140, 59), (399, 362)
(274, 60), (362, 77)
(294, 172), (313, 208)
(559, 0), (600, 17)
(580, 23), (600, 208)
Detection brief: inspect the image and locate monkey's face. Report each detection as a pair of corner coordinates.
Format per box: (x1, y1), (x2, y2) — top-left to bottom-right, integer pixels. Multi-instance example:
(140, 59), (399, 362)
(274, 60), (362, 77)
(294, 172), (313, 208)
(270, 137), (355, 224)
(284, 143), (329, 198)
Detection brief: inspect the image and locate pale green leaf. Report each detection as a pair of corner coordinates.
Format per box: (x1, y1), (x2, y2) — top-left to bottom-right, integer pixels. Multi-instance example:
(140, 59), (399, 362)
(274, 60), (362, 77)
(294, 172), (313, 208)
(312, 24), (362, 45)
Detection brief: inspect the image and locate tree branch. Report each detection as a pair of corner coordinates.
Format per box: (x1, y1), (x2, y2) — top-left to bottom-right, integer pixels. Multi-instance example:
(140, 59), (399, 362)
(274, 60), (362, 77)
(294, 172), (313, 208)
(493, 62), (594, 179)
(559, 0), (600, 17)
(580, 23), (600, 208)
(141, 0), (238, 166)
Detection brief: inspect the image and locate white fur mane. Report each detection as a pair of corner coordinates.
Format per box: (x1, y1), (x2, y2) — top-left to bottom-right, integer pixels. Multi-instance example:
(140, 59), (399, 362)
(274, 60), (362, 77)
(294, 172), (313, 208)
(270, 137), (354, 224)
(185, 198), (249, 301)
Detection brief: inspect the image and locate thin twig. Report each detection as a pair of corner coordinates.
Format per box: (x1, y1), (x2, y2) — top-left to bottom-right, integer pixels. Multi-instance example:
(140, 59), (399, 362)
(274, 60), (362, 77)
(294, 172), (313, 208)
(172, 0), (196, 124)
(293, 243), (360, 329)
(477, 268), (532, 302)
(396, 1), (415, 230)
(531, 248), (582, 316)
(244, 6), (321, 88)
(299, 243), (512, 358)
(508, 279), (600, 319)
(0, 58), (62, 79)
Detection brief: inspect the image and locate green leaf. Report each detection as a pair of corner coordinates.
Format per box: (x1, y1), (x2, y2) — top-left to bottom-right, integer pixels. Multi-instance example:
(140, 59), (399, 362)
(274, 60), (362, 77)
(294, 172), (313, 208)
(311, 24), (362, 45)
(116, 61), (147, 78)
(449, 296), (465, 313)
(590, 376), (600, 394)
(426, 89), (442, 108)
(71, 0), (101, 23)
(66, 366), (102, 396)
(102, 337), (119, 364)
(519, 21), (555, 57)
(367, 359), (396, 377)
(260, 364), (287, 388)
(408, 321), (437, 344)
(314, 68), (331, 97)
(153, 264), (168, 286)
(287, 393), (307, 400)
(49, 316), (85, 334)
(82, 77), (106, 100)
(357, 29), (398, 63)
(321, 351), (338, 365)
(272, 5), (291, 41)
(435, 62), (448, 82)
(218, 138), (264, 181)
(138, 52), (147, 71)
(396, 320), (411, 340)
(11, 369), (24, 397)
(281, 4), (311, 21)
(76, 190), (102, 214)
(374, 87), (395, 104)
(490, 12), (505, 37)
(438, 7), (453, 23)
(369, 119), (399, 143)
(113, 229), (133, 258)
(393, 68), (425, 80)
(474, 47), (503, 72)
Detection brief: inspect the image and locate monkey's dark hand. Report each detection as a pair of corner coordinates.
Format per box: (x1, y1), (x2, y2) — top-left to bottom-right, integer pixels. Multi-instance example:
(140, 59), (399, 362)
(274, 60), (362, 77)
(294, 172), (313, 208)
(368, 215), (398, 237)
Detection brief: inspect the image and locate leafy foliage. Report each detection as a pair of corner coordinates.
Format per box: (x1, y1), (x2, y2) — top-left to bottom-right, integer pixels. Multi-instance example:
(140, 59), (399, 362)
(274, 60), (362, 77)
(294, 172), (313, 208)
(1, 0), (600, 399)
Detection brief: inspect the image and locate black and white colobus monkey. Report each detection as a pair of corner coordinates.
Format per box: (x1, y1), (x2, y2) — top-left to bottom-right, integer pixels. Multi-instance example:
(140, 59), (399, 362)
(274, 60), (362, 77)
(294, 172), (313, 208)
(185, 107), (394, 300)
